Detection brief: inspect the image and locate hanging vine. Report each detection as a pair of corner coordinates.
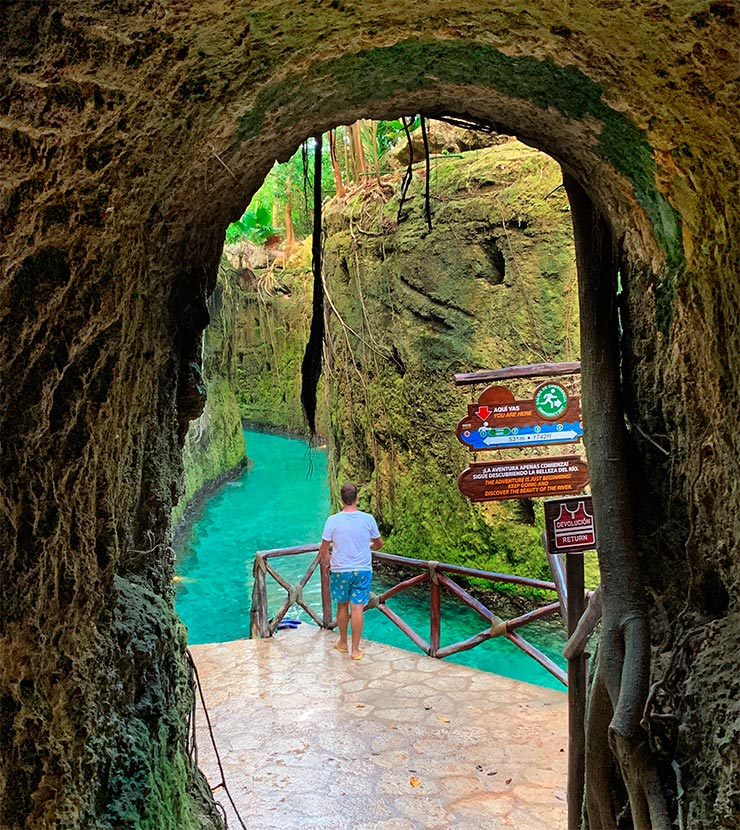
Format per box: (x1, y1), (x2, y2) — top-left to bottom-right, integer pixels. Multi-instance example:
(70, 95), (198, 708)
(300, 135), (325, 436)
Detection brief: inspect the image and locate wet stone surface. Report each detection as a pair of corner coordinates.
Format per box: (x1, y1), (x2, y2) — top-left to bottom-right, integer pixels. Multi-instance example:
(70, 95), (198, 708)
(190, 627), (567, 829)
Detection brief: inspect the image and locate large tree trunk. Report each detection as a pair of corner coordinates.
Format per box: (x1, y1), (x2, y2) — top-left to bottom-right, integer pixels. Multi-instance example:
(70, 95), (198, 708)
(349, 120), (368, 184)
(564, 174), (672, 829)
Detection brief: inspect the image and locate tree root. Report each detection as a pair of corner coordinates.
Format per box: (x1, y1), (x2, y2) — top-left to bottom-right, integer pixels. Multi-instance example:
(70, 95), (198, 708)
(585, 671), (616, 828)
(565, 173), (675, 829)
(583, 616), (672, 830)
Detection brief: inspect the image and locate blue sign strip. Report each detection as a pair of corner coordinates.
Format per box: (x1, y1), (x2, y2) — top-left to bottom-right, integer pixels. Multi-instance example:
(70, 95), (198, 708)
(459, 421), (583, 450)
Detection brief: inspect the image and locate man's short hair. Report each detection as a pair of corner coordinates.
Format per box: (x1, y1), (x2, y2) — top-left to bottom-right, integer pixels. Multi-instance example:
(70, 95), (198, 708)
(340, 483), (358, 506)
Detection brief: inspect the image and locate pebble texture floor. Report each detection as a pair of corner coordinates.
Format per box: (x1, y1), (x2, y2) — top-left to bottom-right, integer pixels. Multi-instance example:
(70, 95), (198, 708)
(190, 627), (568, 829)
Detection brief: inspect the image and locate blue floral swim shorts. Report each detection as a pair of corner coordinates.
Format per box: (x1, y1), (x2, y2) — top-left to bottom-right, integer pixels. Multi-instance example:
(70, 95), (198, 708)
(330, 570), (372, 605)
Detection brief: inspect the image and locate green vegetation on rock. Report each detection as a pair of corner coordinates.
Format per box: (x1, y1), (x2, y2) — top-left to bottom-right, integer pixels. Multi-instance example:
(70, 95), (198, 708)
(102, 577), (213, 830)
(321, 139), (581, 582)
(173, 263), (247, 528)
(233, 262), (328, 436)
(232, 133), (586, 583)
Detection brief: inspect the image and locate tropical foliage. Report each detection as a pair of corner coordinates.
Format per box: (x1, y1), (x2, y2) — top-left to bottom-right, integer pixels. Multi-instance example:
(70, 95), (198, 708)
(225, 119), (420, 245)
(224, 204), (280, 245)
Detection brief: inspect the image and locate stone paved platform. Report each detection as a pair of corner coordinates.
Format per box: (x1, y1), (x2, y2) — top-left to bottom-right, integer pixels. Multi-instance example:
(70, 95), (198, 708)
(190, 627), (567, 829)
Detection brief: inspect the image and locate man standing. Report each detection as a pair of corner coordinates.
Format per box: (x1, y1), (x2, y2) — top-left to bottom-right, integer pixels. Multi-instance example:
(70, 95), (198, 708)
(319, 483), (383, 661)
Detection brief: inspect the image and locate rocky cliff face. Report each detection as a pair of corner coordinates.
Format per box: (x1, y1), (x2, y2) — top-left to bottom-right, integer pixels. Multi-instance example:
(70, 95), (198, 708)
(1, 2), (737, 828)
(321, 140), (579, 578)
(232, 140), (579, 578)
(230, 247), (327, 436)
(173, 261), (246, 529)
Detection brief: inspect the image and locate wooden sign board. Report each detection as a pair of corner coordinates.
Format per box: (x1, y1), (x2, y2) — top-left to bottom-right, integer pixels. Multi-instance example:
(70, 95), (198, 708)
(458, 455), (589, 502)
(544, 496), (596, 553)
(456, 384), (582, 451)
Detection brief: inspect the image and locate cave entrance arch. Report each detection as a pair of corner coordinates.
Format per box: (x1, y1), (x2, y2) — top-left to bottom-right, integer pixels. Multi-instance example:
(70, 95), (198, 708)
(207, 88), (662, 824)
(5, 19), (707, 829)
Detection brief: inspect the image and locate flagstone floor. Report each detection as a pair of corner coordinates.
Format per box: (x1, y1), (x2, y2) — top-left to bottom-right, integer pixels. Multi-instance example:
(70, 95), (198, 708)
(190, 627), (567, 829)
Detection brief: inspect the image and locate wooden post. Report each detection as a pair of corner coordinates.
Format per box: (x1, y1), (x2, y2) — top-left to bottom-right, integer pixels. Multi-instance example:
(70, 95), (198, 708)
(250, 556), (270, 638)
(429, 566), (441, 656)
(566, 552), (587, 829)
(320, 557), (332, 628)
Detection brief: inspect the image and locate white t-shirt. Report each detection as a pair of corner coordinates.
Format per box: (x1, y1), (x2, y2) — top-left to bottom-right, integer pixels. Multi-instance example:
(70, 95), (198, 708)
(322, 510), (380, 572)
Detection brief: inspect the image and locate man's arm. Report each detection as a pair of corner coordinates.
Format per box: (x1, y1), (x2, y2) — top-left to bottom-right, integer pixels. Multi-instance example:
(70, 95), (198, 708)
(319, 539), (331, 562)
(370, 536), (383, 551)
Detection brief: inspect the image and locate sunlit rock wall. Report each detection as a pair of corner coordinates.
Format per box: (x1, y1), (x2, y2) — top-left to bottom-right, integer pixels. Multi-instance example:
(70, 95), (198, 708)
(232, 254), (328, 437)
(173, 261), (247, 529)
(322, 141), (579, 579)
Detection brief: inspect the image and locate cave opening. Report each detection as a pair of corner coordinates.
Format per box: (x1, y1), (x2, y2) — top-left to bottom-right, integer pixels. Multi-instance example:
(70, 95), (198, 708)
(183, 107), (655, 827)
(5, 8), (735, 827)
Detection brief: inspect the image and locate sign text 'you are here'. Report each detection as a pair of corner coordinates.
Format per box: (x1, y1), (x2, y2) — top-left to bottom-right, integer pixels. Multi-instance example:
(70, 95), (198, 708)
(456, 383), (583, 452)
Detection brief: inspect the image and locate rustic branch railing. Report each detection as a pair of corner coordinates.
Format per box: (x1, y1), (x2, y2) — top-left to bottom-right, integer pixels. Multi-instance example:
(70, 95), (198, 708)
(250, 544), (330, 638)
(250, 545), (570, 686)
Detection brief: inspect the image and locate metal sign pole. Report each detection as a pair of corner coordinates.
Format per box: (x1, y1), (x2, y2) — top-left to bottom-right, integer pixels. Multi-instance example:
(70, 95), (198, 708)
(542, 531), (568, 619)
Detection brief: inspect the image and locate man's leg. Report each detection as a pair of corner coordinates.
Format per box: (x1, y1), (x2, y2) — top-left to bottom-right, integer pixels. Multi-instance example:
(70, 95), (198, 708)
(336, 602), (350, 649)
(349, 603), (364, 657)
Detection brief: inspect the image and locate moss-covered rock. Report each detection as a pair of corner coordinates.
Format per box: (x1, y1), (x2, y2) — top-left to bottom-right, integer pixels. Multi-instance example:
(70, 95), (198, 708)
(1, 1), (738, 825)
(172, 262), (247, 528)
(232, 141), (580, 582)
(321, 140), (579, 581)
(233, 259), (328, 437)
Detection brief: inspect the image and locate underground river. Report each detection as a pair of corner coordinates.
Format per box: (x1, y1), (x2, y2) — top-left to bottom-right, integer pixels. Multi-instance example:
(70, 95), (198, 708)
(174, 429), (567, 691)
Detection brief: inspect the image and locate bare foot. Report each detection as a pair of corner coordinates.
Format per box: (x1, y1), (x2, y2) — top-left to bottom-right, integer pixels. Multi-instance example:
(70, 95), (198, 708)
(333, 641), (349, 653)
(350, 650), (365, 661)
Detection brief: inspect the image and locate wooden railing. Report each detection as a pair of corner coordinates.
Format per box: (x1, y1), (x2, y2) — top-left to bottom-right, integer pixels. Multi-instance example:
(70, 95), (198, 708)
(250, 544), (330, 637)
(250, 545), (568, 686)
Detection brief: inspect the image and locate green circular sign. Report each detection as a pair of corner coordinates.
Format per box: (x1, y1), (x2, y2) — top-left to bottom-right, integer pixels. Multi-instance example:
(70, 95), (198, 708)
(534, 382), (569, 419)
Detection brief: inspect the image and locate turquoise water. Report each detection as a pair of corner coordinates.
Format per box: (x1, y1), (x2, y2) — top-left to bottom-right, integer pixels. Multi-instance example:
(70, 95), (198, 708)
(175, 430), (567, 691)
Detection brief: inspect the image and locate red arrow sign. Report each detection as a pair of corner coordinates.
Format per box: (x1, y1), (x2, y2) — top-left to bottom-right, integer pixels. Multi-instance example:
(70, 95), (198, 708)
(477, 405), (491, 420)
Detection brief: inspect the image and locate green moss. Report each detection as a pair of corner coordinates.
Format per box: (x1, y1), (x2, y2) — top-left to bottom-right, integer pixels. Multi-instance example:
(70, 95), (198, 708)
(233, 268), (328, 436)
(236, 144), (588, 584)
(654, 270), (677, 335)
(103, 579), (208, 829)
(173, 263), (247, 527)
(103, 724), (204, 830)
(172, 376), (246, 526)
(319, 142), (580, 580)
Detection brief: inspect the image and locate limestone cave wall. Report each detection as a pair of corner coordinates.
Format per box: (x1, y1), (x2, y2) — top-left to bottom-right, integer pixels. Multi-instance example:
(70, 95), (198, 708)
(1, 1), (738, 827)
(173, 260), (247, 529)
(229, 247), (327, 436)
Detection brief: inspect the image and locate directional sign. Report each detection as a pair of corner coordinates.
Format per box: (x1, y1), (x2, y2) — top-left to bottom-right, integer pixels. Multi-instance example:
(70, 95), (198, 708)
(457, 456), (589, 502)
(544, 496), (596, 553)
(534, 382), (569, 420)
(456, 384), (582, 451)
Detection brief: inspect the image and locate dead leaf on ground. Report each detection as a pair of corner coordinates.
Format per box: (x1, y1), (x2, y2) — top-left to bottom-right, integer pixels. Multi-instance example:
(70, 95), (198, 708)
(409, 777), (421, 788)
